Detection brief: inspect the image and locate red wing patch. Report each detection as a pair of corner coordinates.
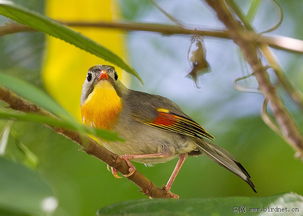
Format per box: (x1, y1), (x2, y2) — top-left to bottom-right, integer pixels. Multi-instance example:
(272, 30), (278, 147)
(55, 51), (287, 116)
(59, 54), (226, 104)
(152, 112), (177, 126)
(145, 108), (214, 140)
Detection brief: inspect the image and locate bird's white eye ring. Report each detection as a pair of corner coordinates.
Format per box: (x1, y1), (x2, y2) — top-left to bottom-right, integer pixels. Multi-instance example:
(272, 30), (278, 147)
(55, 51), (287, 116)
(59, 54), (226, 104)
(87, 73), (92, 82)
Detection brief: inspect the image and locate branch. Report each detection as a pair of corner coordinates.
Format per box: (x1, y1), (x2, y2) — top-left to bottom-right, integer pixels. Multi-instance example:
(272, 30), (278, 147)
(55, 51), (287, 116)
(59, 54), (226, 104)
(205, 0), (303, 156)
(1, 22), (303, 54)
(261, 45), (303, 110)
(0, 87), (176, 198)
(0, 23), (35, 36)
(227, 0), (303, 111)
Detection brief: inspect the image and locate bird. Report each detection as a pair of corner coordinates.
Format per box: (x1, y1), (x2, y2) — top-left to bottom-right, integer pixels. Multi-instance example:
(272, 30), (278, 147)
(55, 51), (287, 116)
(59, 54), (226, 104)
(80, 64), (256, 197)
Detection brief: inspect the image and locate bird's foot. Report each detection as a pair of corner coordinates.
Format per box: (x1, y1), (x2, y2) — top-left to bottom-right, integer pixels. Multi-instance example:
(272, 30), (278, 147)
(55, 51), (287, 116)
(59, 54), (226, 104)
(109, 153), (170, 179)
(119, 155), (136, 177)
(107, 165), (122, 179)
(162, 186), (179, 199)
(107, 156), (136, 178)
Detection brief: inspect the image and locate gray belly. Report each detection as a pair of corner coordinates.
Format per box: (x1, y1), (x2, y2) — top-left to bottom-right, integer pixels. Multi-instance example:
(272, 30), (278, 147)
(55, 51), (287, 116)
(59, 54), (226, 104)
(101, 121), (197, 164)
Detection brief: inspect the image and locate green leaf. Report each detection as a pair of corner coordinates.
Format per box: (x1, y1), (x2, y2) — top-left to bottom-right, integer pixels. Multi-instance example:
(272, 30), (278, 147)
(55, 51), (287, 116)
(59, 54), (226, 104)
(0, 73), (74, 122)
(0, 109), (123, 141)
(0, 208), (30, 216)
(0, 1), (142, 83)
(97, 193), (303, 216)
(0, 157), (55, 216)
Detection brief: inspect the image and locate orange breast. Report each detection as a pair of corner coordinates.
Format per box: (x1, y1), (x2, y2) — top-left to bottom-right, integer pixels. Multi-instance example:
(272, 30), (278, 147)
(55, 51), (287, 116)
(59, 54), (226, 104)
(81, 81), (122, 130)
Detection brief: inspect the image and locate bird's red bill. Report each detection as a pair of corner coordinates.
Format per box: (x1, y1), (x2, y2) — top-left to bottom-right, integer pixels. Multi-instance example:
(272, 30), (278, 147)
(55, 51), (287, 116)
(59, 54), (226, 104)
(99, 70), (109, 80)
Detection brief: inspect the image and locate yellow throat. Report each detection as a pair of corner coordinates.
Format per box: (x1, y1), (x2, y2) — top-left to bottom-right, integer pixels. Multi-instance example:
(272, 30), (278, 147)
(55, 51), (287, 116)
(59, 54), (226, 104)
(81, 81), (122, 129)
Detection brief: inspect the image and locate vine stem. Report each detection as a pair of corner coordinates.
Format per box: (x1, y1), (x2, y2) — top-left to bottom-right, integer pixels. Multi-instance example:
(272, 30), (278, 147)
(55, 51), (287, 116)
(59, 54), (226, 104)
(205, 0), (303, 156)
(227, 0), (303, 111)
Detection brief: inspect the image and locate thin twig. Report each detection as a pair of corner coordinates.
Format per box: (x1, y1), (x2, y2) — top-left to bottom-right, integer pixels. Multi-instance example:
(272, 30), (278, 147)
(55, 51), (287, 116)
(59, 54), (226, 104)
(259, 0), (283, 34)
(0, 87), (176, 198)
(1, 22), (303, 54)
(261, 45), (303, 110)
(261, 98), (281, 136)
(0, 23), (35, 36)
(227, 1), (303, 111)
(205, 0), (303, 156)
(246, 0), (261, 22)
(150, 0), (184, 26)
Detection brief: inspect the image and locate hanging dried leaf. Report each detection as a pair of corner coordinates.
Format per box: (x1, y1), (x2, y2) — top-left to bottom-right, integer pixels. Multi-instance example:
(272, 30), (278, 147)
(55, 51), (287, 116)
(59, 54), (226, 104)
(187, 36), (210, 87)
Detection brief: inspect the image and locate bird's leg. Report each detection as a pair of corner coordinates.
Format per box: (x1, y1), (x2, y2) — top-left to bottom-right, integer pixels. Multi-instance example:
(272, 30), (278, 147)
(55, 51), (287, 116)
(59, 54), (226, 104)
(110, 153), (171, 178)
(164, 153), (188, 192)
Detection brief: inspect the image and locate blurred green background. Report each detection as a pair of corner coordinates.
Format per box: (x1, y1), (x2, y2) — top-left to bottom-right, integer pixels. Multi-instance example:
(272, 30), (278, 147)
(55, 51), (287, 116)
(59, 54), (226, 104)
(1, 0), (303, 216)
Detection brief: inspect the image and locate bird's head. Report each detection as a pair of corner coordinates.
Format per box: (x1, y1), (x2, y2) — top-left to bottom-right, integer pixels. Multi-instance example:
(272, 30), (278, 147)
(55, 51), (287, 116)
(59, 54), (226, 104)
(81, 65), (123, 104)
(87, 64), (118, 83)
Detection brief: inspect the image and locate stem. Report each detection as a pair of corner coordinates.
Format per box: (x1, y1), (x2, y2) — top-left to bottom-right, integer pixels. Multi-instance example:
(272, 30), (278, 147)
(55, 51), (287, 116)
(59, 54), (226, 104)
(228, 1), (303, 112)
(1, 22), (303, 54)
(150, 0), (184, 26)
(246, 0), (261, 22)
(261, 45), (303, 110)
(205, 0), (303, 156)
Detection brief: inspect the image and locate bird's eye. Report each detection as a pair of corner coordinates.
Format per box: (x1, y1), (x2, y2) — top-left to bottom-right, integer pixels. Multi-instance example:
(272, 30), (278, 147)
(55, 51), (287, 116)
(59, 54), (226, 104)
(87, 73), (92, 82)
(114, 72), (118, 80)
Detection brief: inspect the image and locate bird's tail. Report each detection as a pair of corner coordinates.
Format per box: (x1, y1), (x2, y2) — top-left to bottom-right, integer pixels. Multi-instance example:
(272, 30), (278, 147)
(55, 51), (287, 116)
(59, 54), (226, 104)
(196, 139), (256, 192)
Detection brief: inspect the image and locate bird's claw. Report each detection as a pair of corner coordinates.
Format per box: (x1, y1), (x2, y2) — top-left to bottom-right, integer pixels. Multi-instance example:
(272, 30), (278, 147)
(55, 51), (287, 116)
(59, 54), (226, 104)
(162, 186), (179, 199)
(122, 166), (136, 177)
(107, 155), (137, 178)
(112, 168), (123, 179)
(119, 155), (136, 177)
